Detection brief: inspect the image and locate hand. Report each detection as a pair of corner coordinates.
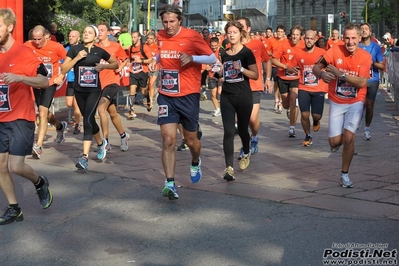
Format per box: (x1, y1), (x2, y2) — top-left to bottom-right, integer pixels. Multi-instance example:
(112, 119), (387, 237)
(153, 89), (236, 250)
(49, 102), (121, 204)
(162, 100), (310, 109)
(78, 50), (87, 60)
(320, 71), (336, 83)
(2, 73), (22, 84)
(53, 74), (65, 85)
(179, 52), (193, 67)
(94, 63), (105, 72)
(287, 66), (299, 75)
(264, 80), (273, 93)
(148, 59), (157, 71)
(232, 61), (241, 71)
(325, 65), (341, 78)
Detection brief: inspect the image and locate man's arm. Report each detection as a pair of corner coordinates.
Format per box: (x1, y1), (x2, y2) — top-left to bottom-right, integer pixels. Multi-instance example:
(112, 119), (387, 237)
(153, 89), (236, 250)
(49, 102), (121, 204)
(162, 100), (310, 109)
(2, 73), (49, 88)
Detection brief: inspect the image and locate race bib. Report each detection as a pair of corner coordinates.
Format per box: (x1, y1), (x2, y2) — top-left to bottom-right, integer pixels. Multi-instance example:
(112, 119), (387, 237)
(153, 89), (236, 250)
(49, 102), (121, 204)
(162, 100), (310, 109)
(303, 69), (318, 86)
(0, 82), (10, 112)
(211, 63), (222, 73)
(44, 63), (53, 78)
(131, 62), (143, 74)
(78, 66), (98, 88)
(160, 69), (180, 94)
(335, 79), (357, 99)
(223, 61), (243, 83)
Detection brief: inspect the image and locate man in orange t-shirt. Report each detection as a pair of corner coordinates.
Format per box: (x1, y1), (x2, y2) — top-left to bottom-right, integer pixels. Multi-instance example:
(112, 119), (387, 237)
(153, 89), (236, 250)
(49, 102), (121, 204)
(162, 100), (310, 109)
(313, 23), (372, 188)
(326, 29), (344, 50)
(144, 32), (159, 111)
(206, 37), (222, 117)
(96, 22), (130, 152)
(237, 17), (272, 158)
(24, 25), (67, 160)
(0, 8), (53, 225)
(271, 25), (303, 137)
(293, 30), (328, 147)
(148, 5), (216, 200)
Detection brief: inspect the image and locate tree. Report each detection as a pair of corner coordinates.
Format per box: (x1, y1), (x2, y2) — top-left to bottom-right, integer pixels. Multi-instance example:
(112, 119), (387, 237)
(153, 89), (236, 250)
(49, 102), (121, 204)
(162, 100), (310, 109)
(366, 0), (399, 36)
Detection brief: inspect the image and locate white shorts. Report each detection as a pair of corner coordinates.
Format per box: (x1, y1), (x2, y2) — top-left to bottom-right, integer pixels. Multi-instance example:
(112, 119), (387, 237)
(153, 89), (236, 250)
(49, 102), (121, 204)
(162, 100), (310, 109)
(328, 101), (364, 137)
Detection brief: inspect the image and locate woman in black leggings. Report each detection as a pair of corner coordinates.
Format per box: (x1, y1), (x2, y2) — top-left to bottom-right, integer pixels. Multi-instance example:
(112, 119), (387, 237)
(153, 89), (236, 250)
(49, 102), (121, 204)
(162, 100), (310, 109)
(220, 21), (258, 181)
(61, 25), (118, 171)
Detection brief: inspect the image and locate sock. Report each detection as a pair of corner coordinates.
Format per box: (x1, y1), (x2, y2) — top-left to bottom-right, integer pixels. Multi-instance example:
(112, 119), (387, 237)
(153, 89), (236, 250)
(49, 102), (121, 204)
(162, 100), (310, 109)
(33, 176), (44, 189)
(191, 161), (199, 167)
(290, 126), (295, 129)
(83, 154), (88, 158)
(56, 123), (63, 131)
(128, 95), (136, 111)
(306, 134), (312, 138)
(106, 138), (109, 144)
(9, 203), (20, 212)
(341, 171), (348, 174)
(120, 132), (126, 139)
(98, 140), (104, 147)
(166, 178), (175, 183)
(251, 135), (258, 141)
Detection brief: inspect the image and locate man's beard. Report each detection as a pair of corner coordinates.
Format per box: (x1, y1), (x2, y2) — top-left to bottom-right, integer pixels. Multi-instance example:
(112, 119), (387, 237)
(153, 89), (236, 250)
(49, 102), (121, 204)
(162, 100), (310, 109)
(305, 43), (315, 51)
(0, 31), (10, 46)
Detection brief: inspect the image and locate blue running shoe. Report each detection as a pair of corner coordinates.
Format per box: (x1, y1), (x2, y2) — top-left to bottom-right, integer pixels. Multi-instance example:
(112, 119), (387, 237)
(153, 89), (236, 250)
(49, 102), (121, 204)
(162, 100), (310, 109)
(250, 139), (259, 155)
(97, 138), (107, 160)
(190, 158), (202, 183)
(76, 156), (88, 171)
(162, 181), (179, 200)
(237, 147), (244, 160)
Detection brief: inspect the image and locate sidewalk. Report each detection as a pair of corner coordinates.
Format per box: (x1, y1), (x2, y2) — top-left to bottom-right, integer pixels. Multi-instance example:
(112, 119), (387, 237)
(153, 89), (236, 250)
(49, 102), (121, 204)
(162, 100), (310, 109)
(37, 87), (399, 220)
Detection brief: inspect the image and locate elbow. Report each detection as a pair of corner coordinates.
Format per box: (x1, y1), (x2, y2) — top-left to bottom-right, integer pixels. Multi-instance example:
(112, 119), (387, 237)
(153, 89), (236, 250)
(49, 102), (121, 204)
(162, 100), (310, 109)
(41, 77), (49, 88)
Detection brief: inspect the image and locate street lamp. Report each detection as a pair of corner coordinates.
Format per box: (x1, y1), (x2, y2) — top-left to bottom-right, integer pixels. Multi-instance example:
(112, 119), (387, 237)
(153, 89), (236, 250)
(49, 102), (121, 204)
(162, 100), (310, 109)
(365, 0), (370, 23)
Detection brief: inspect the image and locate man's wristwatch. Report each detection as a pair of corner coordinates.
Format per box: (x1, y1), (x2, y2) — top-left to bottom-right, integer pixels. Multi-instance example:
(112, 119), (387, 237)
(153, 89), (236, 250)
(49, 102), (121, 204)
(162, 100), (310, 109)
(340, 73), (346, 82)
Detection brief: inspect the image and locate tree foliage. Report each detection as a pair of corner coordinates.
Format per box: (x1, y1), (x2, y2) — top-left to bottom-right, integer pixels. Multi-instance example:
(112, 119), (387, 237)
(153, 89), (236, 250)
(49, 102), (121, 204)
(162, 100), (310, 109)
(366, 0), (399, 33)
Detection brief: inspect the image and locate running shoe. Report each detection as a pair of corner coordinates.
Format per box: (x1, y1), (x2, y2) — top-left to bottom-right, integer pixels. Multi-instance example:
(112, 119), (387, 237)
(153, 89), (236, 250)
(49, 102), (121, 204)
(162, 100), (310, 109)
(200, 91), (207, 101)
(302, 135), (313, 147)
(36, 176), (53, 209)
(32, 144), (42, 159)
(330, 146), (340, 153)
(73, 124), (81, 134)
(0, 206), (23, 225)
(128, 111), (137, 120)
(364, 128), (372, 140)
(212, 109), (221, 117)
(177, 140), (188, 151)
(313, 121), (321, 132)
(56, 121), (67, 143)
(162, 181), (179, 200)
(76, 156), (89, 171)
(190, 158), (202, 184)
(105, 142), (112, 151)
(340, 173), (354, 188)
(250, 139), (259, 155)
(239, 153), (250, 170)
(277, 102), (283, 114)
(97, 138), (107, 160)
(237, 147), (244, 160)
(274, 99), (279, 111)
(120, 133), (130, 151)
(223, 166), (235, 182)
(288, 128), (296, 138)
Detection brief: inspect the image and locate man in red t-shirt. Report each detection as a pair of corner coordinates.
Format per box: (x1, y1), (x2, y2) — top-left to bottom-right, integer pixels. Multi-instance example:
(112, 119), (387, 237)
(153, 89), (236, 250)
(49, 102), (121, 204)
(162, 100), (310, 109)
(0, 8), (53, 225)
(96, 22), (130, 152)
(25, 25), (67, 159)
(313, 23), (372, 188)
(144, 32), (159, 111)
(326, 29), (344, 50)
(148, 5), (216, 200)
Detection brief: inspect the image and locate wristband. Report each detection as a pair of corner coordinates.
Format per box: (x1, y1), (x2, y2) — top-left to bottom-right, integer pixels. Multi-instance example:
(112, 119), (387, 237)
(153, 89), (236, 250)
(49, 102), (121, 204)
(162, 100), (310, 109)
(240, 67), (245, 73)
(266, 78), (271, 81)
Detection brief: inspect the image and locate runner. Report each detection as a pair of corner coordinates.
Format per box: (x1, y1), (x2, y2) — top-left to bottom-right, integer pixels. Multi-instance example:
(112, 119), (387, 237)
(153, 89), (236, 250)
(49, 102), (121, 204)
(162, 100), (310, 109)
(61, 25), (118, 171)
(24, 25), (68, 159)
(293, 30), (328, 146)
(0, 8), (53, 225)
(127, 31), (151, 119)
(326, 29), (344, 50)
(148, 5), (216, 199)
(144, 32), (158, 112)
(219, 20), (258, 181)
(236, 17), (272, 159)
(200, 28), (211, 101)
(206, 37), (223, 117)
(358, 23), (384, 141)
(65, 30), (83, 135)
(312, 23), (372, 188)
(271, 25), (304, 137)
(96, 22), (130, 152)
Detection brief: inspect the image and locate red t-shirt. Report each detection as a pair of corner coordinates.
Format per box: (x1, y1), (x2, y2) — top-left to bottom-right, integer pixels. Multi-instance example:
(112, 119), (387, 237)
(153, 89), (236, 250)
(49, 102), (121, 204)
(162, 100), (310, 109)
(0, 42), (42, 122)
(24, 40), (66, 86)
(326, 39), (344, 50)
(273, 40), (302, 80)
(323, 45), (372, 104)
(157, 27), (213, 97)
(293, 47), (328, 93)
(96, 41), (128, 89)
(145, 42), (159, 71)
(129, 43), (152, 73)
(207, 48), (222, 79)
(245, 38), (271, 91)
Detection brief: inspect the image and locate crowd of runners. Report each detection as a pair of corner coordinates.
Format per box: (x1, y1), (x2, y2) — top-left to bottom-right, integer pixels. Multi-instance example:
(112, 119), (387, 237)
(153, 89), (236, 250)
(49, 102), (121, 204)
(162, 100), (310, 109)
(0, 4), (390, 224)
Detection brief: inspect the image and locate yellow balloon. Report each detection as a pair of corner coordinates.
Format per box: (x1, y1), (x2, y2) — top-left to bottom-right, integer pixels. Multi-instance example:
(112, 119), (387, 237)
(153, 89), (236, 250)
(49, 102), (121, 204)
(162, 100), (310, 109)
(96, 0), (114, 9)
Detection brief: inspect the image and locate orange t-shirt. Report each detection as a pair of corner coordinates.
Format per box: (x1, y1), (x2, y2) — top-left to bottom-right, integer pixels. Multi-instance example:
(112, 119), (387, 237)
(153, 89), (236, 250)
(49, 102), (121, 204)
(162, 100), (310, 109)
(207, 48), (222, 79)
(270, 37), (288, 67)
(157, 27), (213, 97)
(96, 41), (128, 89)
(322, 45), (372, 104)
(129, 43), (152, 73)
(326, 39), (344, 50)
(0, 42), (42, 122)
(293, 47), (328, 93)
(144, 42), (159, 71)
(272, 40), (302, 80)
(24, 40), (66, 86)
(262, 37), (273, 55)
(245, 38), (271, 91)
